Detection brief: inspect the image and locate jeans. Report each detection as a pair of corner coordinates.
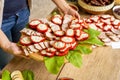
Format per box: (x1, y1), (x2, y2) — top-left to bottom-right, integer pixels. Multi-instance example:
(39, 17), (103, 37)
(0, 7), (30, 70)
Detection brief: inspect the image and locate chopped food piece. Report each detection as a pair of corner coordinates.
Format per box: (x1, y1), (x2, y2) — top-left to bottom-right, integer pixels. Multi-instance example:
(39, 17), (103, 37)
(34, 43), (42, 50)
(20, 36), (32, 46)
(48, 22), (61, 32)
(46, 52), (55, 57)
(46, 47), (56, 53)
(53, 41), (66, 50)
(61, 36), (75, 43)
(20, 28), (43, 36)
(55, 50), (68, 56)
(101, 15), (111, 19)
(66, 29), (74, 37)
(90, 16), (99, 23)
(54, 30), (65, 37)
(45, 32), (56, 40)
(75, 29), (81, 37)
(37, 24), (48, 33)
(39, 42), (46, 49)
(112, 19), (120, 26)
(88, 23), (98, 30)
(76, 31), (89, 41)
(70, 23), (81, 29)
(30, 35), (45, 43)
(44, 41), (50, 48)
(103, 25), (112, 31)
(28, 45), (39, 53)
(29, 19), (41, 29)
(22, 47), (29, 56)
(40, 50), (47, 56)
(51, 15), (62, 25)
(101, 19), (111, 25)
(70, 41), (77, 50)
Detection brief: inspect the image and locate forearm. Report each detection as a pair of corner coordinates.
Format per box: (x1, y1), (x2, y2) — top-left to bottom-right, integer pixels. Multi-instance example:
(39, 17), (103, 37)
(0, 29), (11, 51)
(52, 0), (70, 14)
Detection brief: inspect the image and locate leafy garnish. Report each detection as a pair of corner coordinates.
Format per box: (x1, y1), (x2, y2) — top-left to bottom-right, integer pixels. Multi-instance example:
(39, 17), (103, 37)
(2, 70), (11, 80)
(44, 56), (64, 74)
(75, 44), (92, 54)
(66, 51), (82, 68)
(80, 28), (104, 46)
(22, 70), (34, 80)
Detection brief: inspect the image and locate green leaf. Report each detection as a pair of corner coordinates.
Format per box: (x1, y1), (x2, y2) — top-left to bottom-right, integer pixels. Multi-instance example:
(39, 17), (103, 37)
(80, 37), (103, 46)
(44, 56), (64, 74)
(84, 28), (100, 37)
(66, 51), (82, 67)
(75, 44), (92, 54)
(80, 28), (104, 46)
(22, 70), (34, 80)
(2, 70), (11, 80)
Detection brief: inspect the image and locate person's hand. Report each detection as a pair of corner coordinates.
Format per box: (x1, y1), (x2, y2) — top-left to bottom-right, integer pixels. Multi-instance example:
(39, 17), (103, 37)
(52, 0), (80, 20)
(5, 42), (28, 59)
(64, 6), (80, 20)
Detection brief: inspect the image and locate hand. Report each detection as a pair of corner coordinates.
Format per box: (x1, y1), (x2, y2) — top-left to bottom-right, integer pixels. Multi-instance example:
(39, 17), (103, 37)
(64, 6), (80, 20)
(5, 42), (28, 59)
(52, 0), (80, 20)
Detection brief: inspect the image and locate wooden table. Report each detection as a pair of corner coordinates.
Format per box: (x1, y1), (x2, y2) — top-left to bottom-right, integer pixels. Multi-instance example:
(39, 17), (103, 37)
(2, 7), (120, 80)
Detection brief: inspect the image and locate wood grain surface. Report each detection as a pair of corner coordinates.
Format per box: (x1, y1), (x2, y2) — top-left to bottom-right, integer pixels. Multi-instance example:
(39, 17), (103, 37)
(58, 47), (120, 80)
(3, 46), (120, 80)
(3, 57), (57, 80)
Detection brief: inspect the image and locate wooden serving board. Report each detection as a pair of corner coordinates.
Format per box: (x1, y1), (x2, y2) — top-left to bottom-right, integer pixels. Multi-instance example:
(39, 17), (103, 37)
(2, 6), (120, 80)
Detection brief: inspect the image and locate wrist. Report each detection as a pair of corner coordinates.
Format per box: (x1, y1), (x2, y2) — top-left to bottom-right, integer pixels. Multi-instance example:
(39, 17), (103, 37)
(1, 41), (11, 52)
(62, 5), (71, 14)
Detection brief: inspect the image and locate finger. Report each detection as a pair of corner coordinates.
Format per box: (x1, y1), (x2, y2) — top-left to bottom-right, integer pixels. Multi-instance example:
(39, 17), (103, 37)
(75, 11), (81, 21)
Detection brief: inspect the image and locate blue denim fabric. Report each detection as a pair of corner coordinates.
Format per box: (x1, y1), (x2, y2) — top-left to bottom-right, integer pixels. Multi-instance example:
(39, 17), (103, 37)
(0, 7), (30, 70)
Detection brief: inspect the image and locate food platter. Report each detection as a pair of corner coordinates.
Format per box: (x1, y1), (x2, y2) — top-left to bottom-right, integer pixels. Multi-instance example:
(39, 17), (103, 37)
(18, 1), (120, 74)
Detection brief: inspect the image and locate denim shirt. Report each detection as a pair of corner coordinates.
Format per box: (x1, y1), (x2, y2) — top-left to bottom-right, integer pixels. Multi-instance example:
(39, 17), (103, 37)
(3, 0), (28, 19)
(0, 0), (31, 28)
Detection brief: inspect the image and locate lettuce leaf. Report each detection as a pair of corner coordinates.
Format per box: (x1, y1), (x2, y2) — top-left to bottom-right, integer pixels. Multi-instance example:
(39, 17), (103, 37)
(2, 70), (11, 80)
(66, 51), (82, 68)
(75, 44), (92, 54)
(80, 28), (104, 46)
(44, 56), (64, 74)
(22, 70), (34, 80)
